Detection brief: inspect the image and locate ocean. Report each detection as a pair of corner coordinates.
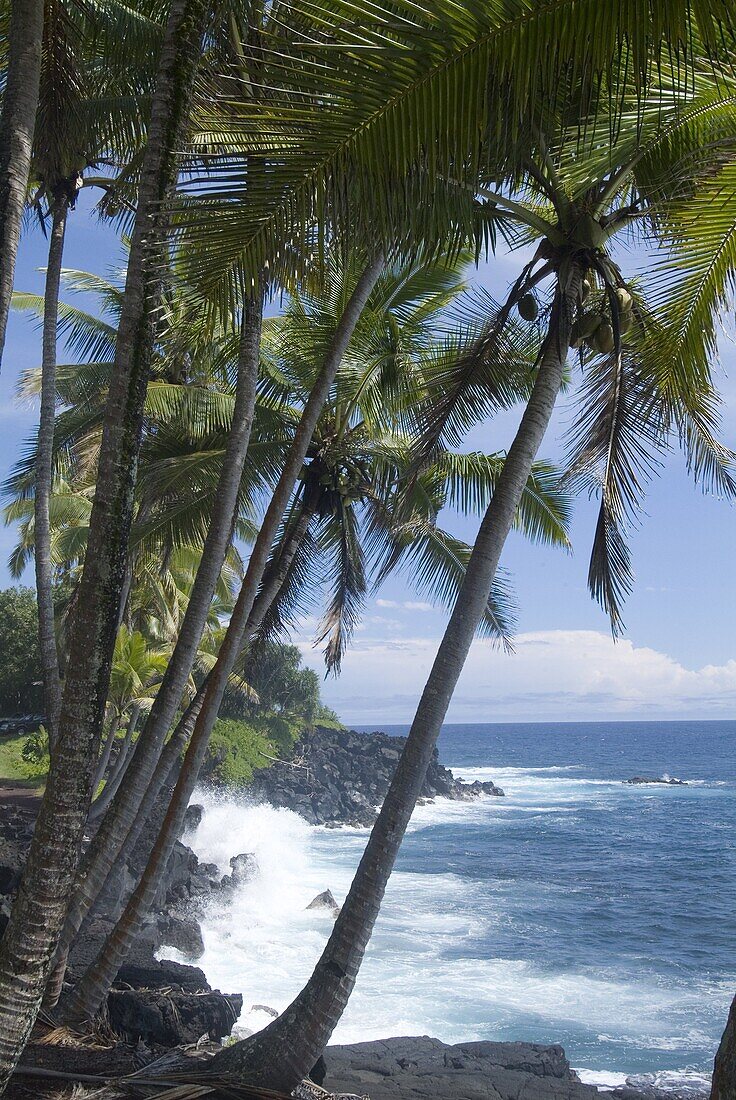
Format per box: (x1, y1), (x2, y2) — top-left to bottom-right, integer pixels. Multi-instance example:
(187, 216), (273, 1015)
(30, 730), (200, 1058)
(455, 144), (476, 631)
(184, 720), (736, 1090)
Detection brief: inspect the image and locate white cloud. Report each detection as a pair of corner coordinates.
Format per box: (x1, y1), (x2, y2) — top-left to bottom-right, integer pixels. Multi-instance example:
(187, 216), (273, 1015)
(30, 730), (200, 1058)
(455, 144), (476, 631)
(298, 629), (736, 724)
(375, 598), (434, 612)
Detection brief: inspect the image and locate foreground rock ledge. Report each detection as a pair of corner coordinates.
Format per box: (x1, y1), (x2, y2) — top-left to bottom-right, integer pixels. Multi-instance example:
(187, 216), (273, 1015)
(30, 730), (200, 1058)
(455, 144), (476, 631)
(323, 1037), (598, 1100)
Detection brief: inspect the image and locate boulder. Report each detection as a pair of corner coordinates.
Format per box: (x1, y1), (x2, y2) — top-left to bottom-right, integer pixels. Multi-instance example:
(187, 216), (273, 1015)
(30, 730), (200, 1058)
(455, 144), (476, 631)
(155, 914), (205, 959)
(323, 1037), (599, 1100)
(107, 987), (242, 1045)
(115, 953), (211, 994)
(306, 889), (341, 917)
(221, 851), (259, 890)
(183, 802), (205, 832)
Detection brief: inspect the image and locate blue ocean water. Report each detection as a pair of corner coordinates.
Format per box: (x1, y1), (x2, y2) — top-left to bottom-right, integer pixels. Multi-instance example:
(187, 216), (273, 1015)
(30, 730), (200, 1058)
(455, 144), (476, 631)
(190, 721), (736, 1086)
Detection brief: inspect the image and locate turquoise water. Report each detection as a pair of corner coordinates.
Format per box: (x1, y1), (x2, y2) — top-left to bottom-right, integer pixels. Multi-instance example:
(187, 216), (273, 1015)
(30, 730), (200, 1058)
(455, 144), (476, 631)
(191, 720), (736, 1087)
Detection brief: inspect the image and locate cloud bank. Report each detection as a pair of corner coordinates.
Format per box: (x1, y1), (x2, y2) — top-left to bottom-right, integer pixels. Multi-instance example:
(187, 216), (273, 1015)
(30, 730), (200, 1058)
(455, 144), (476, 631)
(298, 629), (736, 724)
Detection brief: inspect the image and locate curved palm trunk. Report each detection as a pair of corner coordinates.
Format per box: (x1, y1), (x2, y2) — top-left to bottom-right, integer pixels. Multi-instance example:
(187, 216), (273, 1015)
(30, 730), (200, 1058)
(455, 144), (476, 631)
(91, 712), (120, 796)
(87, 704), (141, 824)
(44, 291), (263, 1005)
(59, 257), (383, 1021)
(210, 266), (582, 1092)
(0, 1), (207, 1086)
(48, 258), (381, 998)
(35, 196), (68, 749)
(62, 510), (314, 1021)
(0, 0), (44, 366)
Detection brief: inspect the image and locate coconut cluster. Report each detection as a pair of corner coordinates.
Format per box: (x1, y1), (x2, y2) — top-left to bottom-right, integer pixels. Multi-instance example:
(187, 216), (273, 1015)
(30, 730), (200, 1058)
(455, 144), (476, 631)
(516, 280), (633, 356)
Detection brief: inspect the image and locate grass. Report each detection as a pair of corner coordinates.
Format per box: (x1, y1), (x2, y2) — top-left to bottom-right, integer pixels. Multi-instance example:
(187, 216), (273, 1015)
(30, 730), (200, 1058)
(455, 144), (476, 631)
(0, 733), (46, 789)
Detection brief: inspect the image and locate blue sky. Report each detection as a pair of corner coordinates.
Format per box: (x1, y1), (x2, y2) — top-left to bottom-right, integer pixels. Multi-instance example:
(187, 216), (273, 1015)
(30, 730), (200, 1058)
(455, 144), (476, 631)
(3, 192), (735, 724)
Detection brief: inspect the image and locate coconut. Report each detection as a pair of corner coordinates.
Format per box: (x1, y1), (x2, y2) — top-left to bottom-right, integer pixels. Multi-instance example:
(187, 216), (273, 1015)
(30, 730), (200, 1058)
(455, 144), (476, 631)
(615, 287), (633, 313)
(618, 311), (633, 334)
(518, 293), (539, 321)
(581, 279), (592, 304)
(593, 321), (615, 354)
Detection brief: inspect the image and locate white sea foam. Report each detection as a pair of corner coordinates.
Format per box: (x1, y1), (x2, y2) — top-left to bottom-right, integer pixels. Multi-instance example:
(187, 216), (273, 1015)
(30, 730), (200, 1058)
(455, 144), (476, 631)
(576, 1069), (630, 1088)
(179, 769), (728, 1087)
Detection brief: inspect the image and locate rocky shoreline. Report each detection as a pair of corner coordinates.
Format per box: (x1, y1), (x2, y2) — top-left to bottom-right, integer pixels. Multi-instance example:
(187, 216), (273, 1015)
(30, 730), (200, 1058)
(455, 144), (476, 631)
(0, 728), (714, 1099)
(251, 724), (504, 826)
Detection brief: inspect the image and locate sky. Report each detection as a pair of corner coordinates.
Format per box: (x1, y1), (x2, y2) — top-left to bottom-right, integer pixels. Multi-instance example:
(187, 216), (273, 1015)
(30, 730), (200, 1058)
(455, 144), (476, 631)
(3, 191), (735, 725)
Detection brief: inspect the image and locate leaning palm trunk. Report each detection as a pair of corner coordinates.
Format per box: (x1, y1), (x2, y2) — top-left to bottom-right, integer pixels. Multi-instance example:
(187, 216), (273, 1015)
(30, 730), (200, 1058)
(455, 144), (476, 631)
(0, 0), (44, 366)
(87, 704), (142, 824)
(60, 259), (382, 1020)
(44, 292), (263, 1006)
(91, 713), (121, 797)
(35, 196), (68, 748)
(47, 258), (382, 1006)
(62, 509), (315, 1021)
(0, 0), (207, 1086)
(210, 264), (582, 1092)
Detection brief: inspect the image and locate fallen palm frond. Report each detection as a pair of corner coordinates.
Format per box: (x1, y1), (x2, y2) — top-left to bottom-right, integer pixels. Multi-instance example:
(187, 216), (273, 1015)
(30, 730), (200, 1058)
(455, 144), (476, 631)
(12, 1061), (370, 1100)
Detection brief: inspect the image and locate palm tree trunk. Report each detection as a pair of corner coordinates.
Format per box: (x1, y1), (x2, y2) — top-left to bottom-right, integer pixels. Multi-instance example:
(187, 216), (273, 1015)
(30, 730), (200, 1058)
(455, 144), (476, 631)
(44, 693), (203, 1012)
(0, 0), (44, 366)
(0, 1), (207, 1086)
(210, 265), (582, 1092)
(91, 713), (120, 797)
(47, 258), (381, 1001)
(87, 704), (141, 825)
(62, 510), (314, 1021)
(60, 255), (383, 1022)
(43, 292), (264, 1005)
(35, 196), (67, 749)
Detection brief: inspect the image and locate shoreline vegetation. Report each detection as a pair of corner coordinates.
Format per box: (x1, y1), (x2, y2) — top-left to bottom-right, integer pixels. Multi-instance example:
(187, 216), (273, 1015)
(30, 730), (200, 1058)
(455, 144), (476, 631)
(1, 1), (736, 1095)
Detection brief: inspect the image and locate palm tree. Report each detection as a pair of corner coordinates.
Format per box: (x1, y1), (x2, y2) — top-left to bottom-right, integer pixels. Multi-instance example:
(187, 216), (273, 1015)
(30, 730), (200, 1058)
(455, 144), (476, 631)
(59, 247), (571, 1021)
(0, 0), (210, 1084)
(28, 0), (163, 749)
(0, 0), (44, 364)
(0, 0), (731, 1083)
(210, 67), (736, 1091)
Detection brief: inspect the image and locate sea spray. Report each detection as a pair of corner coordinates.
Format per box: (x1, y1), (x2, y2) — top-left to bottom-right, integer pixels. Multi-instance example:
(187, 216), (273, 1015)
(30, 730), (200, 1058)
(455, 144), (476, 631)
(173, 722), (736, 1083)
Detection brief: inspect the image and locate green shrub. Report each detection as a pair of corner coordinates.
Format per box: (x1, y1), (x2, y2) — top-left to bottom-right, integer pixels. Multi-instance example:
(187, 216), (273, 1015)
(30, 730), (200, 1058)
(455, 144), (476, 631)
(18, 726), (51, 779)
(203, 718), (277, 787)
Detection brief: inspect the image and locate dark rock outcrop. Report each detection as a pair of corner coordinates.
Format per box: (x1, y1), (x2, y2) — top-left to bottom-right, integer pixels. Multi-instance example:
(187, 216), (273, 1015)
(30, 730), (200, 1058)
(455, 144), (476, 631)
(107, 987), (242, 1045)
(323, 1037), (599, 1100)
(155, 914), (205, 959)
(624, 776), (687, 786)
(183, 802), (204, 831)
(251, 726), (504, 826)
(221, 851), (258, 890)
(307, 889), (341, 917)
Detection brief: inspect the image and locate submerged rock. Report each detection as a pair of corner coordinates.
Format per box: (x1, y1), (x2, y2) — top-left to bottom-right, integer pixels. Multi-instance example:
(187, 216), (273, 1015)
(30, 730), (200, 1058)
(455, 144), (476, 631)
(624, 776), (687, 786)
(323, 1037), (599, 1100)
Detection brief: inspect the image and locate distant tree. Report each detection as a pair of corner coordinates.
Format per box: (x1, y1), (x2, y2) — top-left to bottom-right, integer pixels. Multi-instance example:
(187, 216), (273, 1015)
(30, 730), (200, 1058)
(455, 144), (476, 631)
(0, 588), (43, 715)
(231, 643), (320, 724)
